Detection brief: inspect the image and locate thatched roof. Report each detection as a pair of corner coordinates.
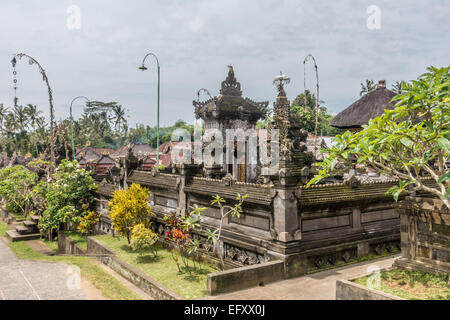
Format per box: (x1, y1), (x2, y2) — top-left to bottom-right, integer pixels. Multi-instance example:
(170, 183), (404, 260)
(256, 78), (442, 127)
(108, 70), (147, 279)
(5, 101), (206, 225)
(331, 80), (397, 129)
(112, 144), (154, 159)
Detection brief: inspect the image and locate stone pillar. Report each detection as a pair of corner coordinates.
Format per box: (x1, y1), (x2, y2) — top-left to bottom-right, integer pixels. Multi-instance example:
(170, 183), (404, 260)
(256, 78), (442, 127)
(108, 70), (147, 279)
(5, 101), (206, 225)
(357, 242), (370, 258)
(272, 186), (301, 242)
(178, 164), (198, 216)
(352, 208), (361, 228)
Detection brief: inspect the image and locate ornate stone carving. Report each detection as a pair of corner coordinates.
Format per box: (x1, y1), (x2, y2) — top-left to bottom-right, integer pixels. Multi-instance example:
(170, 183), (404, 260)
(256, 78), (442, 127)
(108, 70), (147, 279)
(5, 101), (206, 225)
(314, 256), (324, 268)
(222, 173), (234, 186)
(247, 252), (260, 265)
(328, 255), (337, 265)
(374, 244), (384, 255)
(236, 248), (249, 264)
(220, 65), (242, 97)
(386, 242), (393, 253)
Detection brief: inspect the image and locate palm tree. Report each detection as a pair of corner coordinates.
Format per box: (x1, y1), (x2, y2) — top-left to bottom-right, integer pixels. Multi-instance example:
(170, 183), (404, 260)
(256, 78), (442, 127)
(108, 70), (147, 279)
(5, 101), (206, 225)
(0, 104), (9, 153)
(12, 105), (29, 133)
(111, 104), (127, 134)
(4, 112), (19, 151)
(25, 105), (44, 156)
(391, 81), (403, 94)
(25, 104), (43, 130)
(360, 79), (376, 96)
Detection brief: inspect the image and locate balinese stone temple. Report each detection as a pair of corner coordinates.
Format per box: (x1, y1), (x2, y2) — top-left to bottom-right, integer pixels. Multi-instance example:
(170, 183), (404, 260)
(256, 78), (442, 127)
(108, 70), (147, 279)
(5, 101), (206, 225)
(94, 66), (415, 281)
(193, 66), (269, 182)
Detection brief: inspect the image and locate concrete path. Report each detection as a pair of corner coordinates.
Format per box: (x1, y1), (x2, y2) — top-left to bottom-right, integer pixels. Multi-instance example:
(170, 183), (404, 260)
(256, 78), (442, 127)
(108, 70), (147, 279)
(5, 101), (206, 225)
(206, 255), (400, 300)
(0, 239), (87, 300)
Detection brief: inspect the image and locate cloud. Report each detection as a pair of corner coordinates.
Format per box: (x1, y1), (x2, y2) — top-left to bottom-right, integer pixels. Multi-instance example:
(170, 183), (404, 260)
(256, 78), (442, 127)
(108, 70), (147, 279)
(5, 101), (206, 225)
(0, 0), (448, 126)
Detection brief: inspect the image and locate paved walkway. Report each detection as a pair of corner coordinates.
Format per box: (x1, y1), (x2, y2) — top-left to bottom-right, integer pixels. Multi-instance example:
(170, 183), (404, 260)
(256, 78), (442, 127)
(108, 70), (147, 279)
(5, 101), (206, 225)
(0, 239), (87, 300)
(206, 255), (400, 300)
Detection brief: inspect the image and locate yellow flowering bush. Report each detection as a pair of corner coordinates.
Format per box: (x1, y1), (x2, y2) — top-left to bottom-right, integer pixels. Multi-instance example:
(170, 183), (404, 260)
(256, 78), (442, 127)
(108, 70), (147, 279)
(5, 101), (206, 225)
(131, 223), (159, 257)
(108, 184), (154, 244)
(77, 211), (101, 235)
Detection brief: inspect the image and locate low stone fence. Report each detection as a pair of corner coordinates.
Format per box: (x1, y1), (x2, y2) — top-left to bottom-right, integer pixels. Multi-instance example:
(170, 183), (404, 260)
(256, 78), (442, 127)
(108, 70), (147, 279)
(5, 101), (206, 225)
(86, 236), (181, 300)
(336, 278), (404, 300)
(1, 208), (16, 224)
(207, 260), (285, 295)
(57, 232), (87, 256)
(97, 255), (182, 300)
(1, 206), (7, 222)
(86, 237), (115, 256)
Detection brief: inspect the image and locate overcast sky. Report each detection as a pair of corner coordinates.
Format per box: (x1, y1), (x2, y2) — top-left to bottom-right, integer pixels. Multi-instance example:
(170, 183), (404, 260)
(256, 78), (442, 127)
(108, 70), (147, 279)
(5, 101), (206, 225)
(0, 0), (448, 127)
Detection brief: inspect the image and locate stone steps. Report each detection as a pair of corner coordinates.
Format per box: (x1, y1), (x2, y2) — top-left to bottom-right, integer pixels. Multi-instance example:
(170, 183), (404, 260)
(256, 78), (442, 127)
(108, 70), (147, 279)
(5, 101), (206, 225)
(5, 230), (40, 242)
(30, 215), (41, 223)
(23, 221), (39, 234)
(16, 225), (31, 235)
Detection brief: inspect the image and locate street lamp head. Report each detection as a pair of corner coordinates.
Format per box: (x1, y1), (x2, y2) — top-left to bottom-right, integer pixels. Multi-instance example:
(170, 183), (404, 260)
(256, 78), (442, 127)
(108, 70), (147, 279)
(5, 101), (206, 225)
(139, 65), (148, 71)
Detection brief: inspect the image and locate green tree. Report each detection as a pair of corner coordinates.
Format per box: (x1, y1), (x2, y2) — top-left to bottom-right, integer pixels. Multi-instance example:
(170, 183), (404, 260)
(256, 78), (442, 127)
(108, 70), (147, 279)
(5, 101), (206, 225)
(38, 160), (98, 240)
(108, 183), (154, 244)
(391, 81), (404, 94)
(291, 90), (342, 136)
(205, 194), (247, 270)
(309, 66), (450, 209)
(0, 104), (9, 153)
(0, 166), (38, 216)
(360, 79), (376, 96)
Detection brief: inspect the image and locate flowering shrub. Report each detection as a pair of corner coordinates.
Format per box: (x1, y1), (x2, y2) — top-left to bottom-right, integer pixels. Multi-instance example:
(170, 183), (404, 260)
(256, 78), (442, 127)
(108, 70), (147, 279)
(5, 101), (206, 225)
(163, 205), (206, 272)
(108, 183), (154, 244)
(77, 211), (101, 236)
(38, 160), (97, 240)
(130, 223), (159, 257)
(0, 166), (38, 216)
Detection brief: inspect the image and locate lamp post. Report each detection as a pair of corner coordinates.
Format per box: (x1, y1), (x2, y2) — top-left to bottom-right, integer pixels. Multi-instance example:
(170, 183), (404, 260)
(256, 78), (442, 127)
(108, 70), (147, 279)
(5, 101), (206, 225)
(139, 53), (160, 171)
(69, 96), (90, 160)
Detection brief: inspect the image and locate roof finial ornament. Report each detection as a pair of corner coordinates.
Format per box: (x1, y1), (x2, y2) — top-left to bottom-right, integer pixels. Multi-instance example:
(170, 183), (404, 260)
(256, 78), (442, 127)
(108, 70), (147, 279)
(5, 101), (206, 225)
(273, 71), (290, 98)
(220, 65), (242, 96)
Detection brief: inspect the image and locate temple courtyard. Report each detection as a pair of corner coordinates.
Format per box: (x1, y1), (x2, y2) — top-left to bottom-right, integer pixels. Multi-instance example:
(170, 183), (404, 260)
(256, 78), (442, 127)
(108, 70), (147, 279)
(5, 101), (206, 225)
(0, 235), (398, 300)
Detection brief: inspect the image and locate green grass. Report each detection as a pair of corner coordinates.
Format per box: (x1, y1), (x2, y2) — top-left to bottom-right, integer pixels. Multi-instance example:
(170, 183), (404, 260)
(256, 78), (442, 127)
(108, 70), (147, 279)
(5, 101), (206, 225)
(63, 231), (88, 250)
(8, 241), (141, 300)
(354, 268), (450, 300)
(42, 238), (59, 253)
(0, 221), (140, 300)
(306, 246), (401, 275)
(0, 220), (9, 237)
(95, 234), (216, 299)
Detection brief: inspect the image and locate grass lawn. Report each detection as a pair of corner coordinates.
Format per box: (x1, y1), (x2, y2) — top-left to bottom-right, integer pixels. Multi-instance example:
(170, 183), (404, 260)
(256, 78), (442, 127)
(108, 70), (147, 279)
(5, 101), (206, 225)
(95, 234), (216, 299)
(63, 231), (88, 250)
(0, 221), (140, 300)
(354, 268), (450, 300)
(0, 220), (9, 237)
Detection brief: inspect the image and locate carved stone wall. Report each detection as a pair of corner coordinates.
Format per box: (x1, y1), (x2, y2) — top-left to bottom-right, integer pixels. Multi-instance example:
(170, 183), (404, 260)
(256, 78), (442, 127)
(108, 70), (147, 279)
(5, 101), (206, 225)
(95, 170), (404, 273)
(395, 197), (450, 274)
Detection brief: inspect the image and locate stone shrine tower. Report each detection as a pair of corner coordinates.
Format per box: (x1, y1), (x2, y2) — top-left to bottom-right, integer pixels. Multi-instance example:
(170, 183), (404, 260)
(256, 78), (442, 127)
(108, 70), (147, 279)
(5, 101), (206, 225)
(267, 72), (313, 242)
(193, 66), (269, 182)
